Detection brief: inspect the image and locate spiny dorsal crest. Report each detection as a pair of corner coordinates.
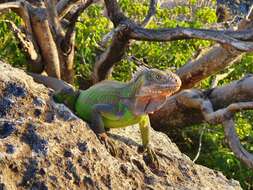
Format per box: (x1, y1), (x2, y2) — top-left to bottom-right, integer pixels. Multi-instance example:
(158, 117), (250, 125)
(132, 66), (149, 80)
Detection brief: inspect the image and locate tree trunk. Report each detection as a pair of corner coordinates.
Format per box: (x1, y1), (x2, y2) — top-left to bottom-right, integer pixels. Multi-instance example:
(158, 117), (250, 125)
(0, 0), (86, 84)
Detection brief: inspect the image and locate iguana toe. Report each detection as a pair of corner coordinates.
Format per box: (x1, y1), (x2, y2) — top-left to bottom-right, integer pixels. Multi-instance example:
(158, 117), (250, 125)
(144, 146), (160, 169)
(98, 133), (118, 157)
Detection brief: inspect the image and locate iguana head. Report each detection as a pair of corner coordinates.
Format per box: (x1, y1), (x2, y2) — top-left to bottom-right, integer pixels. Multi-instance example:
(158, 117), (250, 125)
(132, 67), (181, 114)
(133, 67), (181, 97)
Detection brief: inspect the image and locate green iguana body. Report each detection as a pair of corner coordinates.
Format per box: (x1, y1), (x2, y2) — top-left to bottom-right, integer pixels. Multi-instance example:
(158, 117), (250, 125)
(30, 67), (181, 166)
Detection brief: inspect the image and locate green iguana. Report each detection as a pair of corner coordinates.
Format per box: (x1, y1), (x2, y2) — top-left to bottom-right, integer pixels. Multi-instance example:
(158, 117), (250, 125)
(30, 67), (181, 167)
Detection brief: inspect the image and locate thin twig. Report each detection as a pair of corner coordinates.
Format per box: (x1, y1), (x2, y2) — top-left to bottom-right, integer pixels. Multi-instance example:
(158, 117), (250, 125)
(193, 124), (206, 163)
(211, 68), (234, 88)
(1, 19), (39, 61)
(126, 55), (151, 68)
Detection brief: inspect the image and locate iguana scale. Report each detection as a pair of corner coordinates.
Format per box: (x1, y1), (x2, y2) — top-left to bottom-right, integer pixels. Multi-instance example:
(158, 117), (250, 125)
(30, 67), (181, 167)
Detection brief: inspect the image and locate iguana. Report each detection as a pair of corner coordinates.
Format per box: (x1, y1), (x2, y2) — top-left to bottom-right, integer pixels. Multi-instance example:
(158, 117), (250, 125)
(30, 67), (181, 167)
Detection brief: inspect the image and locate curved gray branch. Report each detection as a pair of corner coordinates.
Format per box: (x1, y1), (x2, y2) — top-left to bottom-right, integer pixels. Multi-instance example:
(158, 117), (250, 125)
(151, 84), (253, 168)
(104, 0), (128, 26)
(129, 27), (253, 51)
(223, 119), (253, 169)
(0, 0), (33, 33)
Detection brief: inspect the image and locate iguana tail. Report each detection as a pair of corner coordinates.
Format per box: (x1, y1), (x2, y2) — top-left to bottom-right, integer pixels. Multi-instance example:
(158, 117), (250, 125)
(28, 73), (73, 92)
(28, 73), (79, 111)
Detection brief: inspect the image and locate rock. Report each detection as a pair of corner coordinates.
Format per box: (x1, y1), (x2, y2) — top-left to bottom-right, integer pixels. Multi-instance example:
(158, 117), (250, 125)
(0, 62), (242, 190)
(161, 0), (253, 15)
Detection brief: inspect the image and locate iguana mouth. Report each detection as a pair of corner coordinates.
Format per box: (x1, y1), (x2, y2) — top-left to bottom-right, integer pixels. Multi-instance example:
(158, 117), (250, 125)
(160, 84), (180, 88)
(144, 98), (152, 113)
(137, 84), (180, 97)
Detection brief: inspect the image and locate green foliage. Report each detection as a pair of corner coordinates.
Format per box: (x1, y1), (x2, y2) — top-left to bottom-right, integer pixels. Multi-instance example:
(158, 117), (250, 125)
(225, 53), (253, 82)
(0, 13), (26, 68)
(180, 112), (253, 190)
(112, 1), (214, 81)
(195, 7), (217, 23)
(0, 1), (253, 189)
(74, 5), (111, 85)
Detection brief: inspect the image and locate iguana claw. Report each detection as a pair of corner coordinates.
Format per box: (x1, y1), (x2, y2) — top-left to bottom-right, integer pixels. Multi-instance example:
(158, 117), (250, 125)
(98, 133), (117, 157)
(143, 146), (159, 169)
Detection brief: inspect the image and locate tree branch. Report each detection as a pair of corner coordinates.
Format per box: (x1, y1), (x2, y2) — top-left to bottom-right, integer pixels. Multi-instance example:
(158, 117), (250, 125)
(176, 5), (253, 89)
(100, 0), (157, 48)
(129, 27), (253, 51)
(223, 119), (253, 169)
(56, 0), (80, 19)
(93, 25), (130, 83)
(95, 24), (253, 83)
(192, 97), (253, 169)
(94, 9), (253, 84)
(210, 68), (234, 88)
(0, 0), (33, 33)
(0, 1), (44, 72)
(99, 29), (115, 48)
(92, 0), (135, 83)
(151, 75), (253, 129)
(45, 0), (65, 41)
(104, 0), (127, 26)
(2, 20), (42, 71)
(62, 0), (93, 53)
(94, 0), (158, 83)
(141, 0), (158, 27)
(0, 1), (25, 10)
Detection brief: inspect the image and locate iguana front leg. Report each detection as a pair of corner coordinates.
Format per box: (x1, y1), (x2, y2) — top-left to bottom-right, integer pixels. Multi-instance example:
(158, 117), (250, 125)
(139, 115), (159, 168)
(91, 104), (123, 156)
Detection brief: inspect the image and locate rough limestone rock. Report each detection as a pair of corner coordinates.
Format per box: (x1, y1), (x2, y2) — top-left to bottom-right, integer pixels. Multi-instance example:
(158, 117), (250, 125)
(0, 62), (241, 190)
